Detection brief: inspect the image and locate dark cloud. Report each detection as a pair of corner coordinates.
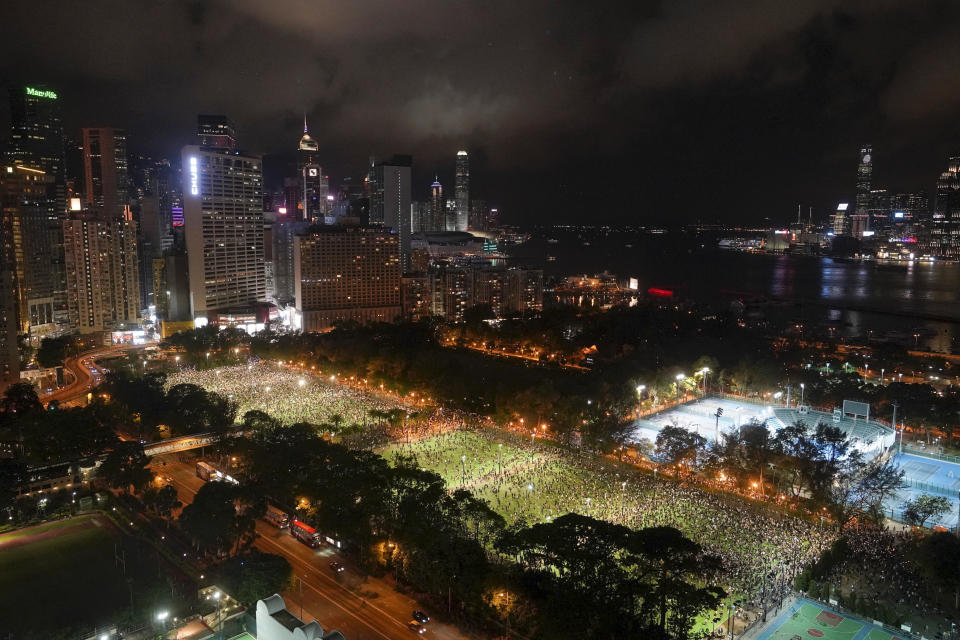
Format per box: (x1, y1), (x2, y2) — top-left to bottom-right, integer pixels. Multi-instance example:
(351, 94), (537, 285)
(2, 0), (960, 223)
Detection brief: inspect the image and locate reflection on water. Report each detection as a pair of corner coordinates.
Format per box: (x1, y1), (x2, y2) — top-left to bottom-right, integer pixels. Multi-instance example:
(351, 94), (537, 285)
(516, 236), (960, 353)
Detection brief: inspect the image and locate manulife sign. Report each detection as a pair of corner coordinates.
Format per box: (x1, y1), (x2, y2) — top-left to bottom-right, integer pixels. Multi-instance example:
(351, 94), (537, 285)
(25, 86), (57, 100)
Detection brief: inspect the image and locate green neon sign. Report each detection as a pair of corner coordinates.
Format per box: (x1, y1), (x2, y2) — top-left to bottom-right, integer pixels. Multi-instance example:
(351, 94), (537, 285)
(25, 86), (57, 100)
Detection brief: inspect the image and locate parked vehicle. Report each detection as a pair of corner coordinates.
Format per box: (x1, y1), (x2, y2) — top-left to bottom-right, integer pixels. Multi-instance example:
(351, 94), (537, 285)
(291, 520), (322, 547)
(264, 505), (290, 528)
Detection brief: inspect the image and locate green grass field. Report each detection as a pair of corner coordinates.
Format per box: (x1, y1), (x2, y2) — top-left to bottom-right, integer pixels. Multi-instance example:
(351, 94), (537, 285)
(760, 601), (906, 640)
(0, 516), (128, 638)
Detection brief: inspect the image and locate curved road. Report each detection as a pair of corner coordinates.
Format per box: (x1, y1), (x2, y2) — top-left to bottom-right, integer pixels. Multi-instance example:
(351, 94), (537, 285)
(43, 344), (143, 407)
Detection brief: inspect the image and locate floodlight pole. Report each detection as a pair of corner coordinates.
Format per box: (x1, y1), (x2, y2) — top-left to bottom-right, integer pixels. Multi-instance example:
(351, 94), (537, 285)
(891, 401), (900, 453)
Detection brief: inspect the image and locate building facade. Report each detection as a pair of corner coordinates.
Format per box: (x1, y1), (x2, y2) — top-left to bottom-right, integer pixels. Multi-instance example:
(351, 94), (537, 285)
(370, 155), (412, 271)
(294, 226), (401, 332)
(454, 150), (469, 232)
(181, 144), (266, 320)
(62, 210), (140, 333)
(81, 127), (129, 219)
(854, 145), (872, 232)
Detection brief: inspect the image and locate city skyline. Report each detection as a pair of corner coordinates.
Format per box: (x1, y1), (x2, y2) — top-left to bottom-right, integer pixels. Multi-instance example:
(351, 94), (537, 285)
(4, 2), (960, 224)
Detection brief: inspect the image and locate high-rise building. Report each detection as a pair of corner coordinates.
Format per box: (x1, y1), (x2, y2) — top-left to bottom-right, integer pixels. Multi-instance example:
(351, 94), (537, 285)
(81, 127), (129, 219)
(402, 261), (542, 322)
(181, 144), (266, 320)
(0, 176), (19, 389)
(5, 85), (64, 183)
(62, 208), (140, 332)
(197, 115), (237, 153)
(929, 156), (960, 259)
(298, 118), (328, 222)
(853, 145), (872, 232)
(454, 150), (469, 232)
(271, 218), (310, 305)
(410, 200), (429, 234)
(831, 203), (850, 236)
(370, 155), (412, 271)
(429, 177), (444, 231)
(469, 199), (488, 231)
(294, 225), (402, 332)
(5, 85), (69, 328)
(1, 165), (58, 339)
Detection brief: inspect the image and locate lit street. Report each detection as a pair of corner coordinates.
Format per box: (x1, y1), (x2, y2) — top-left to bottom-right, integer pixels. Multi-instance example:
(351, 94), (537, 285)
(156, 455), (474, 640)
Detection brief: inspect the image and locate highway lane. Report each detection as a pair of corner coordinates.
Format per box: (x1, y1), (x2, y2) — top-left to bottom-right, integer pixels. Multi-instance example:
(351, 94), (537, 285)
(43, 344), (143, 407)
(156, 455), (475, 640)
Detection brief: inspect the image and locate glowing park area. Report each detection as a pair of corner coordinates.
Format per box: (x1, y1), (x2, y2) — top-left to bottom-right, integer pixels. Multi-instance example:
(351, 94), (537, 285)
(631, 397), (896, 460)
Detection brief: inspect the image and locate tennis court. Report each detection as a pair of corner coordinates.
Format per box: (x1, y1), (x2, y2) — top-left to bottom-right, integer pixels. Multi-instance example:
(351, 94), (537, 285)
(883, 452), (960, 529)
(631, 398), (894, 458)
(756, 599), (905, 640)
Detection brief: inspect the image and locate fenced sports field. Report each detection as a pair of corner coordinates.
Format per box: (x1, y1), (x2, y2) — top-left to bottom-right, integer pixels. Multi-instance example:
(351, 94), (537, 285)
(757, 599), (907, 640)
(631, 397), (895, 458)
(885, 452), (960, 530)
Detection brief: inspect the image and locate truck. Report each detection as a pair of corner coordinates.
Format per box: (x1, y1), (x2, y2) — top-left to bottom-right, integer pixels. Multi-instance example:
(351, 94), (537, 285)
(291, 519), (322, 547)
(196, 461), (217, 481)
(265, 505), (290, 529)
(195, 461), (239, 485)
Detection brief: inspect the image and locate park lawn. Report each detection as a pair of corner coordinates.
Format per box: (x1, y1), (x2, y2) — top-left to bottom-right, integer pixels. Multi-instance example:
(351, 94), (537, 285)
(0, 516), (90, 541)
(0, 517), (127, 637)
(380, 430), (532, 489)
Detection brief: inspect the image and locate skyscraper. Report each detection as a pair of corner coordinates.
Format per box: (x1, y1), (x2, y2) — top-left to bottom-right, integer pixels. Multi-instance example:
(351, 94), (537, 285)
(5, 85), (65, 183)
(5, 84), (69, 328)
(62, 208), (140, 332)
(197, 115), (238, 153)
(0, 173), (19, 389)
(454, 150), (469, 232)
(430, 177), (444, 231)
(930, 156), (960, 259)
(298, 118), (328, 222)
(853, 145), (872, 233)
(370, 155), (412, 271)
(1, 165), (58, 338)
(81, 127), (129, 219)
(181, 143), (266, 320)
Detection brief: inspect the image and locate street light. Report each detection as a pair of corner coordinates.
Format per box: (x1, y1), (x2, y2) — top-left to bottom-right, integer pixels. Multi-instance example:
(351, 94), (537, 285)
(699, 367), (710, 395)
(157, 611), (169, 635)
(799, 383), (805, 406)
(675, 373), (685, 403)
(213, 591), (223, 640)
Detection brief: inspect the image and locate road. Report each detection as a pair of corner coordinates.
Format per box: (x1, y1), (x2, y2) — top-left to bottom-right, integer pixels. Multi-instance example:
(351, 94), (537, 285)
(155, 455), (475, 640)
(43, 344), (142, 407)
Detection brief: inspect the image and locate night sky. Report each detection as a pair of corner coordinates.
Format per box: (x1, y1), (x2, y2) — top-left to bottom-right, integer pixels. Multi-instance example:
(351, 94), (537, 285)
(3, 0), (960, 225)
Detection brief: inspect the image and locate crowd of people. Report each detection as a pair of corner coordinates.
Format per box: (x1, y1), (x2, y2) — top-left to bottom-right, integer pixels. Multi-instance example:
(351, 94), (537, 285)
(173, 361), (831, 610)
(835, 528), (954, 638)
(388, 428), (830, 601)
(167, 361), (408, 426)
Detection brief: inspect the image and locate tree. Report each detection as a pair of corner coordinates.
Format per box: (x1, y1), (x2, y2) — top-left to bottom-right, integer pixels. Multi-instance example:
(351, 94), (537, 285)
(217, 551), (292, 605)
(36, 335), (77, 368)
(655, 426), (706, 477)
(143, 484), (182, 517)
(1, 382), (42, 415)
(903, 494), (951, 528)
(179, 481), (256, 557)
(631, 526), (725, 637)
(97, 442), (153, 494)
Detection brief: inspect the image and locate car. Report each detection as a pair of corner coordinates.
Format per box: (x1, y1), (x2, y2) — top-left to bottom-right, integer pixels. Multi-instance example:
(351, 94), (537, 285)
(412, 610), (430, 623)
(329, 561), (345, 573)
(407, 621), (426, 634)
